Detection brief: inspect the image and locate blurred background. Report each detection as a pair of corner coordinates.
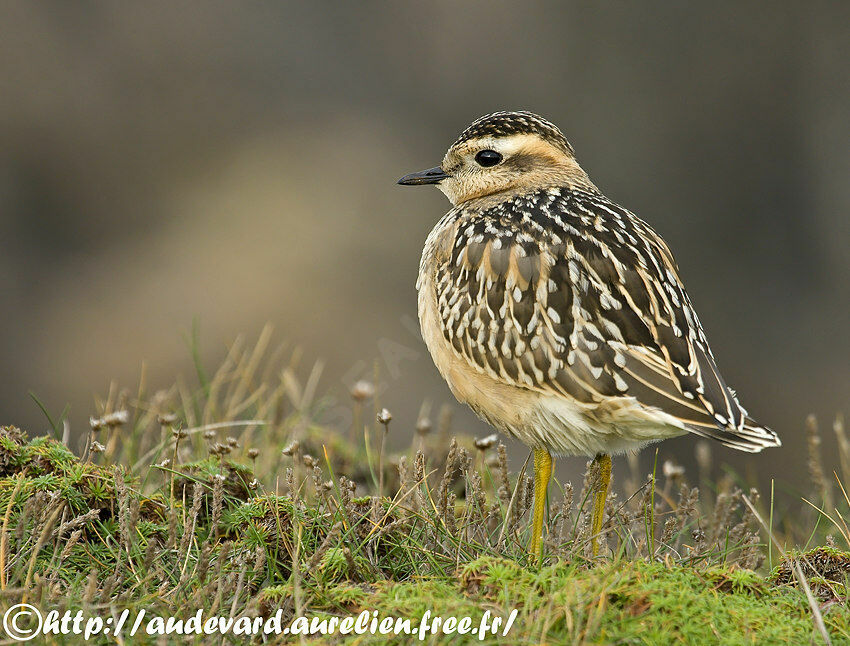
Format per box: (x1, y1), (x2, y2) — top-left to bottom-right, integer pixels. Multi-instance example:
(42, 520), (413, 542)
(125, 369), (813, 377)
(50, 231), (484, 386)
(0, 2), (848, 489)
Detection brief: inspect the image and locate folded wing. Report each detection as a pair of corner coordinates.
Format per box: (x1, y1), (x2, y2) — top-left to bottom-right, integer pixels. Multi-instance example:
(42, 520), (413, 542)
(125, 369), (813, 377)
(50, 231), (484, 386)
(434, 188), (780, 452)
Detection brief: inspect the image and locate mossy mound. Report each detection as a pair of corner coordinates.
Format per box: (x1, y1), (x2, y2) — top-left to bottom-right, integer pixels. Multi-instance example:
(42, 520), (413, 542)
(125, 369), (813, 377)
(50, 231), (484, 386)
(770, 546), (850, 601)
(257, 557), (850, 644)
(0, 425), (164, 521)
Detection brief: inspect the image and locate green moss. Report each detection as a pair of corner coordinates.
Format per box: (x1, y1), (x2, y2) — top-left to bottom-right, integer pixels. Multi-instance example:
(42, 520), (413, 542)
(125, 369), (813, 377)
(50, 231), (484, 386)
(276, 558), (849, 644)
(316, 547), (369, 584)
(1, 396), (848, 646)
(0, 427), (164, 520)
(703, 565), (767, 596)
(174, 456), (254, 503)
(317, 583), (369, 608)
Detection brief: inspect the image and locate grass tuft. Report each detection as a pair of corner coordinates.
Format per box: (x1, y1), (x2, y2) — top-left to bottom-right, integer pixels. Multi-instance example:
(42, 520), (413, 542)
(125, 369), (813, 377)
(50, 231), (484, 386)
(0, 330), (848, 643)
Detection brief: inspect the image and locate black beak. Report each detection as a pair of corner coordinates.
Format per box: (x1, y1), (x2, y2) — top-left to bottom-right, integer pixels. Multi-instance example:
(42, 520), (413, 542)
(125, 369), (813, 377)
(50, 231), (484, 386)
(397, 166), (449, 186)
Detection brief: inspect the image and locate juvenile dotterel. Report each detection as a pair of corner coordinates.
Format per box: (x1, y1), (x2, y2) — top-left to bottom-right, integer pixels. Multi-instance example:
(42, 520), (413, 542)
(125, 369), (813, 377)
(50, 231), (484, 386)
(399, 111), (780, 558)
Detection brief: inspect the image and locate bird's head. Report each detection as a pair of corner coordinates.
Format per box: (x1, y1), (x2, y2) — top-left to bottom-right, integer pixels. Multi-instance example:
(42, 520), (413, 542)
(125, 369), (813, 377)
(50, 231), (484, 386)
(398, 111), (592, 206)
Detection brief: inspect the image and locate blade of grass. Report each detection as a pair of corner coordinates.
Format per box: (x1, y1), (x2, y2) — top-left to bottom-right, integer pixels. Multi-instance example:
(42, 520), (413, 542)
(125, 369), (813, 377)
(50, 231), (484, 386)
(185, 317), (211, 398)
(742, 494), (833, 646)
(0, 475), (24, 590)
(28, 392), (67, 439)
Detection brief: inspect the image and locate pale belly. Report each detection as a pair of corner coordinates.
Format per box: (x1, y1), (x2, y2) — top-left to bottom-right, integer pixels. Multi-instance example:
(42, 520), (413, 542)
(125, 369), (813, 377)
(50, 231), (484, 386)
(416, 269), (686, 458)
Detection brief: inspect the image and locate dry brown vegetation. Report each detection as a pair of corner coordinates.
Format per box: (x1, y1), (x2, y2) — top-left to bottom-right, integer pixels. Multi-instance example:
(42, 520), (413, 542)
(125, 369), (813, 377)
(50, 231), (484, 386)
(0, 329), (849, 644)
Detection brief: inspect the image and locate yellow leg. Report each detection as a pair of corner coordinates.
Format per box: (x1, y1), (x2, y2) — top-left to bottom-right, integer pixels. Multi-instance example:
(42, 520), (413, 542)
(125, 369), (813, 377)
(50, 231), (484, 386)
(590, 453), (612, 557)
(530, 448), (553, 559)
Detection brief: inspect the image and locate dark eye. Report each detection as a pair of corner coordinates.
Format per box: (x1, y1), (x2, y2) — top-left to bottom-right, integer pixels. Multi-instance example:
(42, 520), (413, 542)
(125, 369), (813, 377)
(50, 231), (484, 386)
(474, 149), (503, 167)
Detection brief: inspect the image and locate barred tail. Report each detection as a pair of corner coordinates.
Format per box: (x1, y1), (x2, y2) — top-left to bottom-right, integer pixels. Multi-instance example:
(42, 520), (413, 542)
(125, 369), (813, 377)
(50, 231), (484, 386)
(685, 417), (781, 453)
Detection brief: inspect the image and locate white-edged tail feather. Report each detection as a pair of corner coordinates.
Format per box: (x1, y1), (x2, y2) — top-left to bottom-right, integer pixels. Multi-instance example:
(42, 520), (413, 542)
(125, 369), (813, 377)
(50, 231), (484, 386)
(685, 417), (781, 453)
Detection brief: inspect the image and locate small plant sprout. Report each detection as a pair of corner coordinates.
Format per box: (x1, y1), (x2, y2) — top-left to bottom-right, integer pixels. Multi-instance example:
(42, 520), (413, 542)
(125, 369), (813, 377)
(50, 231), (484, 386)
(247, 447), (260, 472)
(662, 460), (684, 480)
(474, 433), (498, 473)
(85, 417), (103, 462)
(415, 403), (432, 452)
(807, 414), (833, 510)
(157, 412), (178, 427)
(281, 439), (301, 485)
(662, 460), (686, 499)
(416, 416), (432, 436)
(377, 408), (392, 497)
(351, 380), (375, 402)
(103, 410), (129, 428)
(350, 379), (375, 443)
(168, 425), (188, 502)
(474, 434), (498, 451)
(157, 411), (178, 447)
(377, 408), (392, 426)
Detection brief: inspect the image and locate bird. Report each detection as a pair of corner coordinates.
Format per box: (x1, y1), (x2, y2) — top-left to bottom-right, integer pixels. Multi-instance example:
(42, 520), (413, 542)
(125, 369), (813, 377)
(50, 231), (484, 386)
(398, 111), (781, 559)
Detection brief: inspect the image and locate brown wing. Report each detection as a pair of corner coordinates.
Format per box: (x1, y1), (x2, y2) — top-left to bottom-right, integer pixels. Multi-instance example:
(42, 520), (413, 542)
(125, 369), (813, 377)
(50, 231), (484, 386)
(433, 187), (779, 451)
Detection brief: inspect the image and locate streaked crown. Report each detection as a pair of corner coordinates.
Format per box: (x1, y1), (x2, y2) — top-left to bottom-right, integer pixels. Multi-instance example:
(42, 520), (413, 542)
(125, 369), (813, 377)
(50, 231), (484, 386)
(452, 111), (575, 156)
